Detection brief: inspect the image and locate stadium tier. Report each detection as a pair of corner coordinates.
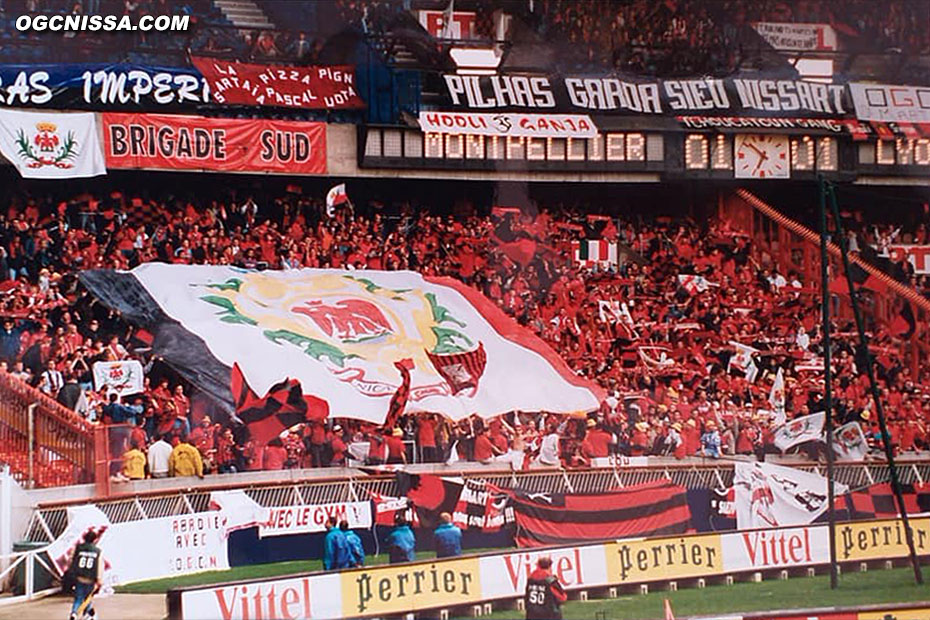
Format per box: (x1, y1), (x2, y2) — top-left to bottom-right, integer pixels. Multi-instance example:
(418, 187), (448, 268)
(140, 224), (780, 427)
(0, 2), (927, 619)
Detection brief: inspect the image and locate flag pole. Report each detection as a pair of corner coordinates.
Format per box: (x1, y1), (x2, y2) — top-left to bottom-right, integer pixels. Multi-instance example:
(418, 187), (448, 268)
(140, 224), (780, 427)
(826, 183), (924, 585)
(818, 176), (839, 590)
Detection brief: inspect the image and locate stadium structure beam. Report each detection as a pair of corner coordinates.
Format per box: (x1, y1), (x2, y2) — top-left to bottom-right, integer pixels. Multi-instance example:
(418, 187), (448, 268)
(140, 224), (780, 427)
(825, 182), (924, 586)
(818, 177), (839, 590)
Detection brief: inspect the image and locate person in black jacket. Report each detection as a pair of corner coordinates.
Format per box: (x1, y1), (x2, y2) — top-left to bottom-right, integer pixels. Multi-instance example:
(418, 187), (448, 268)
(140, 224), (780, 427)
(525, 556), (567, 620)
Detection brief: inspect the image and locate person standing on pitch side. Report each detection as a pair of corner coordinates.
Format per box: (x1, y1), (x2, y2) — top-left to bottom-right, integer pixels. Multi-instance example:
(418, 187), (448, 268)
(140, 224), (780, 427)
(524, 556), (567, 620)
(68, 530), (103, 620)
(323, 517), (350, 570)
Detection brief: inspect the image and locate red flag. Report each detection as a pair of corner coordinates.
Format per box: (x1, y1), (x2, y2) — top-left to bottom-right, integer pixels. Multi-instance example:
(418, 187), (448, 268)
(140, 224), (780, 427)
(231, 363), (329, 445)
(383, 358), (413, 430)
(498, 238), (538, 267)
(427, 343), (487, 394)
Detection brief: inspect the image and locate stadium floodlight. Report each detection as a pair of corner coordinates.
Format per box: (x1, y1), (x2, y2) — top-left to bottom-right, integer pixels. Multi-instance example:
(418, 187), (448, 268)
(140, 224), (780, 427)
(450, 46), (502, 75)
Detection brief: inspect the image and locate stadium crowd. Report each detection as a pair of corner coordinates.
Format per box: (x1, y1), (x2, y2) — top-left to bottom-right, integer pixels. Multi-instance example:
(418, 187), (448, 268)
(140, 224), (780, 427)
(0, 183), (926, 480)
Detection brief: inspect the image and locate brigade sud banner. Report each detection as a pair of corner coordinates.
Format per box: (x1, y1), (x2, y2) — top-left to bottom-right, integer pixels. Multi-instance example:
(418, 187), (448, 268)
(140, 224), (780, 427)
(0, 63), (209, 109)
(191, 57), (364, 110)
(0, 109), (106, 179)
(79, 264), (602, 424)
(101, 112), (327, 174)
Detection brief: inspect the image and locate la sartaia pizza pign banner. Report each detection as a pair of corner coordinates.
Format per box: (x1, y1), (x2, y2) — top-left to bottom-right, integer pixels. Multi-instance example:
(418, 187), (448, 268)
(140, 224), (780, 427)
(79, 264), (601, 423)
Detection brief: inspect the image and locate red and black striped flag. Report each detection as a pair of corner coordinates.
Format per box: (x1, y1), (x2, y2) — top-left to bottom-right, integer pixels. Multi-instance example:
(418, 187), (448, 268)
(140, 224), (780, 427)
(508, 480), (691, 548)
(230, 363), (329, 446)
(395, 472), (464, 528)
(843, 482), (922, 520)
(426, 343), (487, 395)
(452, 479), (514, 532)
(382, 358), (413, 430)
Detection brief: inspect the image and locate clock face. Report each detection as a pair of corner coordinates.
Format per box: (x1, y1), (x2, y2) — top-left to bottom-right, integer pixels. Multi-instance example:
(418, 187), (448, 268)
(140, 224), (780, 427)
(735, 134), (790, 179)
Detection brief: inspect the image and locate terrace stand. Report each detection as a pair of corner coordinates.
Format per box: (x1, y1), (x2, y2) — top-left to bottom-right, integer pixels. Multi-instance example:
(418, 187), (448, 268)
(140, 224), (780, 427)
(822, 179), (924, 586)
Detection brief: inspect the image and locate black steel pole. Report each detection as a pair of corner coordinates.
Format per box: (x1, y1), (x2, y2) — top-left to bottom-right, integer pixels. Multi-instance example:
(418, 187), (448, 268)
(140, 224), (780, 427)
(819, 177), (839, 590)
(826, 183), (924, 585)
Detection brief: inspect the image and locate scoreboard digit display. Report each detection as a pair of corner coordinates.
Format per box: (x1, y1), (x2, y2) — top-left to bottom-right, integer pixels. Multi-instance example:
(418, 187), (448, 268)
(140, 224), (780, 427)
(857, 138), (930, 176)
(360, 126), (920, 182)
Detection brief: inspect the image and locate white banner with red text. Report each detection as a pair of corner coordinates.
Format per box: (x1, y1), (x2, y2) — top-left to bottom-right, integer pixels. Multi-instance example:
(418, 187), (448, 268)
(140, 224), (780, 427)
(418, 111), (597, 138)
(879, 244), (930, 274)
(752, 23), (837, 51)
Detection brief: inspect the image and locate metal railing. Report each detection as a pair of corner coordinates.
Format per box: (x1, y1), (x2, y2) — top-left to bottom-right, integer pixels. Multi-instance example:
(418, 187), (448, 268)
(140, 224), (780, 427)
(0, 374), (94, 490)
(0, 547), (60, 606)
(20, 459), (930, 544)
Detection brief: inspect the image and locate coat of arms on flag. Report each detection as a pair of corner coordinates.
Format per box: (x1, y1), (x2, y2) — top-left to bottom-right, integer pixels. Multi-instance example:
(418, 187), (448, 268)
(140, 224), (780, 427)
(0, 110), (106, 179)
(80, 265), (602, 424)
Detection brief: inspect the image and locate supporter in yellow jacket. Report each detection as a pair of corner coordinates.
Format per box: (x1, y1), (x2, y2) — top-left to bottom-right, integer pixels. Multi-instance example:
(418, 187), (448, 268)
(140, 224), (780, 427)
(168, 438), (204, 478)
(121, 443), (147, 480)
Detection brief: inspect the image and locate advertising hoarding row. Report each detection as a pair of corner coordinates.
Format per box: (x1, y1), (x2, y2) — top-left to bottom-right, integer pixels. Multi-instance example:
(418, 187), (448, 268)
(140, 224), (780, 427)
(173, 517), (930, 620)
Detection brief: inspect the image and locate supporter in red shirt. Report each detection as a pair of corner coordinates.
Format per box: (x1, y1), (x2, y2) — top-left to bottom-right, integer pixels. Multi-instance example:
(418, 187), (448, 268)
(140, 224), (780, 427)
(473, 426), (498, 463)
(417, 414), (438, 463)
(262, 438), (287, 470)
(385, 428), (407, 465)
(581, 419), (612, 458)
(329, 425), (347, 466)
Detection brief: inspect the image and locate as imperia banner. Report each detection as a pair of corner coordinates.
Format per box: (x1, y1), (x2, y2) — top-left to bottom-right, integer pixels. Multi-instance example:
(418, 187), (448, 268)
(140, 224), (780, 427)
(0, 109), (106, 178)
(102, 113), (327, 174)
(191, 57), (365, 110)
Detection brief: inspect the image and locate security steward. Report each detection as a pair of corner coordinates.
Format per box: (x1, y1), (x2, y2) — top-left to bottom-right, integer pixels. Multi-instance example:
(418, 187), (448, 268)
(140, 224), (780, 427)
(524, 556), (567, 620)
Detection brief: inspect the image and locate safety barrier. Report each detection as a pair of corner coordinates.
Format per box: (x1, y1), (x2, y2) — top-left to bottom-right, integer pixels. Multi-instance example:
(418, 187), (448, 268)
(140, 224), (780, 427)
(165, 516), (930, 620)
(20, 458), (930, 544)
(0, 547), (60, 606)
(0, 373), (94, 489)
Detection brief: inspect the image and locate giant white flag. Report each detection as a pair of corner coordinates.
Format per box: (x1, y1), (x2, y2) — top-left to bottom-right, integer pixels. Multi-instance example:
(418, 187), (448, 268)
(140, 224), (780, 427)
(81, 264), (601, 423)
(0, 110), (106, 178)
(734, 462), (847, 529)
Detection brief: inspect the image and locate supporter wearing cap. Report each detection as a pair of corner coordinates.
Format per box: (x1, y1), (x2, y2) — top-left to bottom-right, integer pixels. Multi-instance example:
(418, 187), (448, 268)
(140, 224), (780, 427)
(581, 418), (613, 459)
(701, 421), (721, 459)
(386, 427), (407, 465)
(630, 421), (650, 456)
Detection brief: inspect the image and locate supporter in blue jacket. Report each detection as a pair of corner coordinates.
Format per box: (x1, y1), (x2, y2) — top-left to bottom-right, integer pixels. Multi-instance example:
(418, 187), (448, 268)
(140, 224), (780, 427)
(323, 517), (350, 570)
(341, 520), (365, 567)
(433, 512), (462, 558)
(388, 513), (416, 564)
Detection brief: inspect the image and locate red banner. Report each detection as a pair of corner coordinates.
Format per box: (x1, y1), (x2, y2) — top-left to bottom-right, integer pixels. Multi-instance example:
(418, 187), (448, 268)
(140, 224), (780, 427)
(102, 113), (327, 174)
(191, 57), (364, 109)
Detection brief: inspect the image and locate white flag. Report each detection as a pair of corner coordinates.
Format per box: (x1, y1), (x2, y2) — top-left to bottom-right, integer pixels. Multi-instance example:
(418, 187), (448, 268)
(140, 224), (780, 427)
(597, 299), (622, 323)
(325, 183), (349, 216)
(83, 264), (601, 423)
(773, 411), (825, 451)
(728, 341), (759, 381)
(92, 360), (144, 396)
(769, 367), (786, 426)
(833, 421), (869, 460)
(0, 110), (105, 179)
(677, 274), (712, 294)
(734, 461), (848, 529)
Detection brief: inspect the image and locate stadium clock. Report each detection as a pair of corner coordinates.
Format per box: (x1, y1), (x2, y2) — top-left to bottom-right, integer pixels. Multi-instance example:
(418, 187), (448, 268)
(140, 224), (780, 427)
(682, 133), (838, 177)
